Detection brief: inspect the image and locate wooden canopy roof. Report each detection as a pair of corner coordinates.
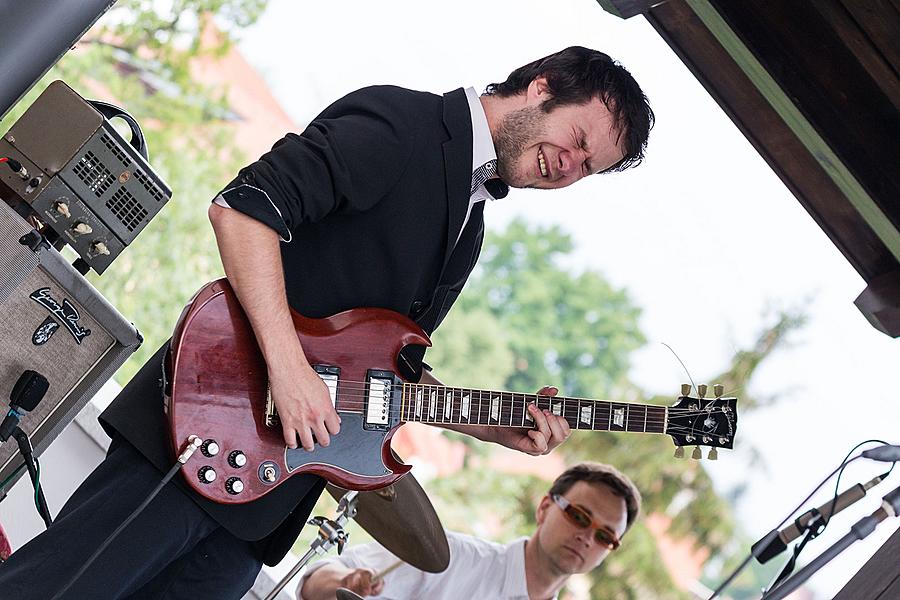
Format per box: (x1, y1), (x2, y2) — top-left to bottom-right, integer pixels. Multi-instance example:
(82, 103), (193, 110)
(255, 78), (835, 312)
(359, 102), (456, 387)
(598, 0), (900, 338)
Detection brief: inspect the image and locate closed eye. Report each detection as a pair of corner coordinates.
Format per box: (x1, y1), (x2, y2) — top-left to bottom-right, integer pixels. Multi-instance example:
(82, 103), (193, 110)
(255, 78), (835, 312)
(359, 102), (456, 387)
(579, 131), (592, 175)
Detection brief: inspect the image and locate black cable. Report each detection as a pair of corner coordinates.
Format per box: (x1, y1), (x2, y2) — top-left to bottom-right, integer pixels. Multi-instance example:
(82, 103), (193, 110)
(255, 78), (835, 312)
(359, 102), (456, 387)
(11, 428), (52, 528)
(822, 439), (892, 531)
(708, 439), (893, 600)
(760, 440), (895, 598)
(50, 436), (201, 600)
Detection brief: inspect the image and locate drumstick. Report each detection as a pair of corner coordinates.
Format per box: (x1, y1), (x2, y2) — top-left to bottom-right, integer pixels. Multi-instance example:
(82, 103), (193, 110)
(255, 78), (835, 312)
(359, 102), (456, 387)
(373, 560), (404, 582)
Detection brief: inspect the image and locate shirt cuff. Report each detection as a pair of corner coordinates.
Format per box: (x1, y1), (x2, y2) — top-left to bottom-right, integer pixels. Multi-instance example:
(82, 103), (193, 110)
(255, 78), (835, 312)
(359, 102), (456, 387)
(216, 184), (292, 243)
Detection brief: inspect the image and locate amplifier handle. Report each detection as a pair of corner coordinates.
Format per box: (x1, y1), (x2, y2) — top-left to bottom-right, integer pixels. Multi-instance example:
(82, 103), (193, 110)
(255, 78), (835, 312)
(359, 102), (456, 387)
(87, 99), (149, 161)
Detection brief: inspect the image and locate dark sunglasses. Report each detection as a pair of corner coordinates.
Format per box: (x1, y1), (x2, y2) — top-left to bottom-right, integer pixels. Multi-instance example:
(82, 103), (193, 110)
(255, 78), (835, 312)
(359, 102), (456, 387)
(550, 493), (621, 550)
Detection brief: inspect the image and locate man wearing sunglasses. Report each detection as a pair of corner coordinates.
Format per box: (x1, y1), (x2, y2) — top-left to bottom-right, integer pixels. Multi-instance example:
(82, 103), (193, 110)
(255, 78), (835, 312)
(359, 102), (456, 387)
(299, 462), (641, 600)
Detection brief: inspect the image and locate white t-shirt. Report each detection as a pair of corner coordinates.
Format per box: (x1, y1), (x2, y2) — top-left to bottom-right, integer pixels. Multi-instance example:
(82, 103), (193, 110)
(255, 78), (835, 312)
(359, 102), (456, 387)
(298, 531), (549, 600)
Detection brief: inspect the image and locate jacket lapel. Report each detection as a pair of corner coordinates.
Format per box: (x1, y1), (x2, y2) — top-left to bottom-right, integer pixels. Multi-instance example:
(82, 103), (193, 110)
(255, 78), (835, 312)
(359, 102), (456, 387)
(441, 88), (474, 267)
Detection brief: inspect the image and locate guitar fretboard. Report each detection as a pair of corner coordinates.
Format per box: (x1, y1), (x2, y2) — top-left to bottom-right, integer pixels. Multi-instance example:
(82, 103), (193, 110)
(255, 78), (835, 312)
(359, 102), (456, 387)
(401, 384), (667, 434)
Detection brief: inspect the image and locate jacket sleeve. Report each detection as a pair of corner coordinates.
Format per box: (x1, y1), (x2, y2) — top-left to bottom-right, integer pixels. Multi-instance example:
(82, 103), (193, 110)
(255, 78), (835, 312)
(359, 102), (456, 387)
(217, 86), (418, 240)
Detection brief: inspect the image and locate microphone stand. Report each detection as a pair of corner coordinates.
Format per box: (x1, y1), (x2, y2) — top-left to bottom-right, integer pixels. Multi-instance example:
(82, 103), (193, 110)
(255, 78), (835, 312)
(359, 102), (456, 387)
(761, 486), (900, 600)
(11, 427), (52, 527)
(263, 490), (359, 600)
(761, 518), (821, 595)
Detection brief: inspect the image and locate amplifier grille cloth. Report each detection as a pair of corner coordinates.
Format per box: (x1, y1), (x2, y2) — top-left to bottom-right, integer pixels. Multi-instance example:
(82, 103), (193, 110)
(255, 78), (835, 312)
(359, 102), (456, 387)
(0, 207), (40, 303)
(0, 268), (115, 470)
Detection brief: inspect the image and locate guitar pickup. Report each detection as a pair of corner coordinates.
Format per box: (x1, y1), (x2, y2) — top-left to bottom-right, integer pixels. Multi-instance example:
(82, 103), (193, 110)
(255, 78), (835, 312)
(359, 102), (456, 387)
(364, 369), (395, 431)
(264, 364), (340, 427)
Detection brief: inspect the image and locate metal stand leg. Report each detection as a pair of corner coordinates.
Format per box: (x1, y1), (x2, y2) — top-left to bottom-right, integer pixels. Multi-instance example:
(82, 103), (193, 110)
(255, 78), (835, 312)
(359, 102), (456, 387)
(263, 491), (358, 600)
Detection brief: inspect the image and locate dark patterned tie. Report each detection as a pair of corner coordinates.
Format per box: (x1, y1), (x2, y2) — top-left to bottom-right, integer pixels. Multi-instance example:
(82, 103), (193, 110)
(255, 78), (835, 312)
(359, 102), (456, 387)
(470, 160), (498, 195)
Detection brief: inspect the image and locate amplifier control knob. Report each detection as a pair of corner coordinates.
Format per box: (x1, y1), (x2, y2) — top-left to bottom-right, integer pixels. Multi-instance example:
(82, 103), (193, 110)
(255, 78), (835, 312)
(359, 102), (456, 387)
(91, 241), (111, 256)
(53, 201), (71, 218)
(228, 451), (247, 468)
(200, 439), (220, 457)
(225, 477), (244, 495)
(72, 222), (93, 235)
(198, 466), (217, 484)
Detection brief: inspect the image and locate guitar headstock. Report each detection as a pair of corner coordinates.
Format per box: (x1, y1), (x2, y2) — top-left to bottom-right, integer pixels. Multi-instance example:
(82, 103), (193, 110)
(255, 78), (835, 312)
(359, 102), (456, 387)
(666, 383), (738, 460)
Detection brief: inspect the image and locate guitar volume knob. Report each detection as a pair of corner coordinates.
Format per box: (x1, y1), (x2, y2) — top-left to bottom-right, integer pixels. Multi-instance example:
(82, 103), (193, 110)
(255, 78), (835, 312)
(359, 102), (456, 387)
(225, 477), (244, 495)
(200, 439), (219, 457)
(198, 466), (216, 484)
(228, 451), (247, 468)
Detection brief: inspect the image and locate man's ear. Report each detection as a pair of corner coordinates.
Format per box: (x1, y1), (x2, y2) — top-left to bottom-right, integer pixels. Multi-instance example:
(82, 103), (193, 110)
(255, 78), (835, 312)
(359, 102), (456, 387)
(536, 494), (552, 526)
(526, 76), (551, 105)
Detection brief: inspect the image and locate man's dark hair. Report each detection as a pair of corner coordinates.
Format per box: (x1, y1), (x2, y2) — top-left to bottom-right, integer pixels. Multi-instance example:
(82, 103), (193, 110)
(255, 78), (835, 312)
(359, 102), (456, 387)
(548, 462), (641, 533)
(485, 46), (654, 173)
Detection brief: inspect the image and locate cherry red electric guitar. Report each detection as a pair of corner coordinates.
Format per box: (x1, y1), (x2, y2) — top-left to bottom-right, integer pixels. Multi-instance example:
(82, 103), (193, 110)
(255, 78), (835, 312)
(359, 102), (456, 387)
(166, 279), (738, 504)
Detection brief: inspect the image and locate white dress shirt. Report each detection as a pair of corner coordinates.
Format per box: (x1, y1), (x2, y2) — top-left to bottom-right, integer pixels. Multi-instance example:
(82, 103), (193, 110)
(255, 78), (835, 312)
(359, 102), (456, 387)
(298, 531), (551, 600)
(458, 86), (502, 246)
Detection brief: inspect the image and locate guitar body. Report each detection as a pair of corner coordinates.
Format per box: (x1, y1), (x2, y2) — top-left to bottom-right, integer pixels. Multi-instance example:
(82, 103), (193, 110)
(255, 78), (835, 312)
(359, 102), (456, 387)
(167, 279), (428, 504)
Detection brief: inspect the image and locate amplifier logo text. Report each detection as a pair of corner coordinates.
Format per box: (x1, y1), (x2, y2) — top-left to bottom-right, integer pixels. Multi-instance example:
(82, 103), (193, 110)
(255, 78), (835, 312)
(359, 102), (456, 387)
(29, 287), (91, 345)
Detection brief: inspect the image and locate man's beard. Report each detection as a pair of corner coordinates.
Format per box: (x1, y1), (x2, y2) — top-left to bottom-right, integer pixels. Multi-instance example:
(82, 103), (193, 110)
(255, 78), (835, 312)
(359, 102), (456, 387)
(493, 105), (548, 187)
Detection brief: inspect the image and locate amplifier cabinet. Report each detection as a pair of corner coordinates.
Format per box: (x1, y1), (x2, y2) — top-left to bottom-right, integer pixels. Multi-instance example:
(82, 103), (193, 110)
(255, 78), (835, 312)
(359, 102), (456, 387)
(0, 200), (141, 489)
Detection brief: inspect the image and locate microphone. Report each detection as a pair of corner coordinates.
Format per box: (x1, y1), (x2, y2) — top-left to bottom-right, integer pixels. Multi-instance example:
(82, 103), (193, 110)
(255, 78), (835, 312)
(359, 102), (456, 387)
(762, 483), (900, 600)
(752, 474), (884, 564)
(862, 444), (900, 462)
(0, 370), (49, 441)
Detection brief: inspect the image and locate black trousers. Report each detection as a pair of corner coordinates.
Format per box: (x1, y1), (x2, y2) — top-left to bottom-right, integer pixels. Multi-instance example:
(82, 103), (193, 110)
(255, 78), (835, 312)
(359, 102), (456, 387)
(0, 437), (264, 599)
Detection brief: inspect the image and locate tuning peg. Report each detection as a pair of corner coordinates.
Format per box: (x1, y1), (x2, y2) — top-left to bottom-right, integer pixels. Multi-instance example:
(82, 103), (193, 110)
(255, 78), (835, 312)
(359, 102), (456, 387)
(674, 446), (685, 459)
(681, 383), (691, 396)
(708, 448), (718, 460)
(697, 384), (707, 398)
(691, 446), (702, 460)
(714, 383), (724, 398)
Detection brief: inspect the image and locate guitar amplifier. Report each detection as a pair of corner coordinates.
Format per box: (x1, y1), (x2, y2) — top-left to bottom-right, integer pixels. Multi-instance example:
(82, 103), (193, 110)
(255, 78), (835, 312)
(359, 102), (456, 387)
(0, 80), (171, 274)
(0, 199), (141, 489)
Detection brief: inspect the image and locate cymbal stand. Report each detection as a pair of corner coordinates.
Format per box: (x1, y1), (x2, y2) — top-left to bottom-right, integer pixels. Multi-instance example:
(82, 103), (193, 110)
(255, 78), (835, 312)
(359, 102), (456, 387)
(263, 491), (359, 600)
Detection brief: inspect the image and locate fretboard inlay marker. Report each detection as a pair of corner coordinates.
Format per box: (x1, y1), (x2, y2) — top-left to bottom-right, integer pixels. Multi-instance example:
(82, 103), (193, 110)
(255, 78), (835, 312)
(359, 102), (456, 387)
(580, 405), (592, 425)
(444, 390), (452, 421)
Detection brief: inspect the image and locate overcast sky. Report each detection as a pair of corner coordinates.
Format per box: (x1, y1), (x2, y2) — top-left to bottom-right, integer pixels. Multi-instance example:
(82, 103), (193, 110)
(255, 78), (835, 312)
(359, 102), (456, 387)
(238, 1), (900, 596)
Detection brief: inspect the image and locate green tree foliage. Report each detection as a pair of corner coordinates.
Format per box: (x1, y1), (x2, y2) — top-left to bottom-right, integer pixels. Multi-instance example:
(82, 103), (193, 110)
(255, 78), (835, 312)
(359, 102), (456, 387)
(1, 1), (267, 382)
(435, 219), (645, 399)
(425, 221), (805, 598)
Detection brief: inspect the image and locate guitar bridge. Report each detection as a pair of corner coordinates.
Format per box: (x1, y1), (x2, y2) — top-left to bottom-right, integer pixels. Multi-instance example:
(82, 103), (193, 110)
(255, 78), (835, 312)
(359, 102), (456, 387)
(265, 364), (340, 427)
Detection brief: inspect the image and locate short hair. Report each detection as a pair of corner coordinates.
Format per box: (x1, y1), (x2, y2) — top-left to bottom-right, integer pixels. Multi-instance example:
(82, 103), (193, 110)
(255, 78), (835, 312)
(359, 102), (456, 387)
(485, 46), (654, 173)
(548, 462), (641, 533)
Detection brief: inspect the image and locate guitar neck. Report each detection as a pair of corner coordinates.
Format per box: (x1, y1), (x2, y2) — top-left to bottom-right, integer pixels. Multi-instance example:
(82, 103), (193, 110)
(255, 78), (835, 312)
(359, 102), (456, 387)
(401, 384), (667, 434)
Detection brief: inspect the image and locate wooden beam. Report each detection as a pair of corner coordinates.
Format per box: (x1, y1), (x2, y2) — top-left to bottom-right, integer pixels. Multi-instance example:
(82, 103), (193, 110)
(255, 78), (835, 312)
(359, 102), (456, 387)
(855, 269), (900, 336)
(834, 524), (900, 599)
(644, 1), (898, 283)
(594, 0), (669, 19)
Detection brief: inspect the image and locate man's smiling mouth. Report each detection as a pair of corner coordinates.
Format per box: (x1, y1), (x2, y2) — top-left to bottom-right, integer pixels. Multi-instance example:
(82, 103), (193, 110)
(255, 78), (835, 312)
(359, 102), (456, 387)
(538, 148), (548, 177)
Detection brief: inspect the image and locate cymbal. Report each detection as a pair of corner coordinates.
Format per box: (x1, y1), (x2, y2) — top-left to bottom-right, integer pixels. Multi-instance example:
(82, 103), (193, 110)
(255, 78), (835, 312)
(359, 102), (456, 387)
(336, 589), (364, 600)
(326, 472), (449, 573)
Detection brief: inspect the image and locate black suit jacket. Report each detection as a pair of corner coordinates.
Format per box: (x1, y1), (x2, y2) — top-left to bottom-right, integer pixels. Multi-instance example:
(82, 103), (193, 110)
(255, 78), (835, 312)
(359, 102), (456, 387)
(99, 86), (484, 564)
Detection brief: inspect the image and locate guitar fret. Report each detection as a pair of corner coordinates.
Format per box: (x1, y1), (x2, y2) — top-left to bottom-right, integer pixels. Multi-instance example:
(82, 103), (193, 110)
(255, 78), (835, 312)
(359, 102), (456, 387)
(626, 404), (646, 432)
(461, 391), (471, 422)
(647, 406), (667, 434)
